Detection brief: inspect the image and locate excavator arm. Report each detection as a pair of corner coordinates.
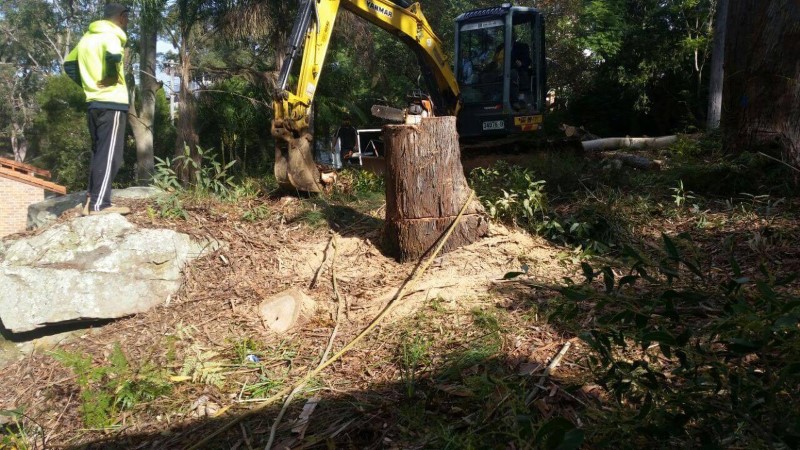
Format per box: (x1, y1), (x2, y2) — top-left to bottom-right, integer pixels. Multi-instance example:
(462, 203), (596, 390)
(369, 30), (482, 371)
(272, 0), (461, 192)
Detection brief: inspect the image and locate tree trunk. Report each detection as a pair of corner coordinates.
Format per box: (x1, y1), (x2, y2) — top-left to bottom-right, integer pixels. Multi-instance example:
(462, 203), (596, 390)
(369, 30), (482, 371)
(707, 0), (728, 130)
(383, 117), (487, 261)
(10, 123), (27, 162)
(128, 20), (158, 185)
(175, 38), (200, 183)
(722, 0), (800, 167)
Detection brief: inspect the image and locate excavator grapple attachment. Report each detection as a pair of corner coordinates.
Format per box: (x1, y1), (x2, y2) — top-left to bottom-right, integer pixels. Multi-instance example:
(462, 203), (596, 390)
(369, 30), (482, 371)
(272, 122), (323, 193)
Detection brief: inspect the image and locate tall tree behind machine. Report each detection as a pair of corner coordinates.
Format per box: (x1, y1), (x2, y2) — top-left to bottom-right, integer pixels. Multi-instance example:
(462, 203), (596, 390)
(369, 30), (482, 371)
(128, 0), (168, 184)
(0, 0), (66, 162)
(167, 0), (208, 182)
(722, 0), (800, 166)
(706, 0), (727, 130)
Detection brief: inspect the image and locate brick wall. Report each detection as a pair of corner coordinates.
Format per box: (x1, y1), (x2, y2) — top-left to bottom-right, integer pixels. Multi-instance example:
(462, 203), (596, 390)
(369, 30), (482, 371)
(0, 176), (44, 238)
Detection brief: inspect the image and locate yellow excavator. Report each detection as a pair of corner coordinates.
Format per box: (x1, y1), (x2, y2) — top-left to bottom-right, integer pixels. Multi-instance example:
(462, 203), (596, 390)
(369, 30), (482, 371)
(272, 1), (546, 192)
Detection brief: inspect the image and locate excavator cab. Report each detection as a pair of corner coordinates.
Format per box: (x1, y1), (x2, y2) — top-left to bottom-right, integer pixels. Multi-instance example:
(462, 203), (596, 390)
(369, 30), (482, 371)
(455, 5), (546, 138)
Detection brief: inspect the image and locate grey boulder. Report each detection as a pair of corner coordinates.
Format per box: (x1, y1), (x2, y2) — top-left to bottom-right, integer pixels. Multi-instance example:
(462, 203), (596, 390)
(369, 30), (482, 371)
(0, 213), (214, 333)
(27, 187), (165, 230)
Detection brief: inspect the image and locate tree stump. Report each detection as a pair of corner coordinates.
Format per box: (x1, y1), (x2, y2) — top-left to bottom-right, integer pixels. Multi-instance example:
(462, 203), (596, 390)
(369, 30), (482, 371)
(383, 116), (488, 261)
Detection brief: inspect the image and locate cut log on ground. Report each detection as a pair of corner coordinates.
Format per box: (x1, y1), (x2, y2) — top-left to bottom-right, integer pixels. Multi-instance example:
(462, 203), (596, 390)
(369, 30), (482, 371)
(581, 136), (677, 152)
(600, 151), (662, 171)
(561, 123), (600, 141)
(383, 116), (488, 261)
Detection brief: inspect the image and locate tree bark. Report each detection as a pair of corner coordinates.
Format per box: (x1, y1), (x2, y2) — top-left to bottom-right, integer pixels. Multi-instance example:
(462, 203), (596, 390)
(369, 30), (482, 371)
(707, 0), (728, 130)
(175, 37), (200, 182)
(11, 123), (27, 162)
(383, 117), (487, 261)
(722, 0), (800, 167)
(128, 19), (158, 185)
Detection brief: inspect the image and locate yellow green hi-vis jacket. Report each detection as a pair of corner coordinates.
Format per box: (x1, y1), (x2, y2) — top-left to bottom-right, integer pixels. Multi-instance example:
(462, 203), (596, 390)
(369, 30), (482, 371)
(64, 20), (129, 110)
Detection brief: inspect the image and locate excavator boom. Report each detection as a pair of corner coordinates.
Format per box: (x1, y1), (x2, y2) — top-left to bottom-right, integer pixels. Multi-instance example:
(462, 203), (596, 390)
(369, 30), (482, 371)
(271, 0), (461, 192)
(271, 1), (547, 193)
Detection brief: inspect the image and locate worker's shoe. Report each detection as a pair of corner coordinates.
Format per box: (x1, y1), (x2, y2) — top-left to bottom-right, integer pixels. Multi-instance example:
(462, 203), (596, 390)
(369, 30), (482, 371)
(88, 205), (131, 216)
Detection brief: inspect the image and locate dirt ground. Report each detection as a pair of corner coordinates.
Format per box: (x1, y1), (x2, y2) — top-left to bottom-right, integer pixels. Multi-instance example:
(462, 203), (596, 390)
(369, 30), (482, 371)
(0, 195), (579, 448)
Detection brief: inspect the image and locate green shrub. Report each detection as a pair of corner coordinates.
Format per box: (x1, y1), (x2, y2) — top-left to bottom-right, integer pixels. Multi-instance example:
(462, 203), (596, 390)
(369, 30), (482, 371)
(51, 344), (172, 428)
(546, 235), (800, 447)
(29, 74), (90, 191)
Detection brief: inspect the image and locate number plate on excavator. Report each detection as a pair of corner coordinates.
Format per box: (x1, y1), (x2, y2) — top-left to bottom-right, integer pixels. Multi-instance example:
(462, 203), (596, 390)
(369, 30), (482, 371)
(482, 120), (505, 131)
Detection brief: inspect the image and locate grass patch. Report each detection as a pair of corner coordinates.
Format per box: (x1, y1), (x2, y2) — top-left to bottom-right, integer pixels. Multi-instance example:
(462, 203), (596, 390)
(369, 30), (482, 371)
(51, 343), (172, 428)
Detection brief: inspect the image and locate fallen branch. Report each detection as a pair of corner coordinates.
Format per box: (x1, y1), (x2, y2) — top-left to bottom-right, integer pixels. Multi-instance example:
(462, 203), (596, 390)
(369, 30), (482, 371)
(309, 235), (334, 289)
(187, 191), (476, 450)
(525, 341), (572, 405)
(758, 151), (800, 173)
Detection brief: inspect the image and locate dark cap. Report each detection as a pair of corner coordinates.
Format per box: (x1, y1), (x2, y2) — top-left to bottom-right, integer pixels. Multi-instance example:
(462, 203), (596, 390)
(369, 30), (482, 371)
(104, 3), (130, 19)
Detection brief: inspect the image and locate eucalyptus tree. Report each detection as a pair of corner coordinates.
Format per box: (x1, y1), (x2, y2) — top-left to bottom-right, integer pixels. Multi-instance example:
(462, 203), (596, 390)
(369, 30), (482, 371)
(722, 0), (800, 166)
(0, 0), (66, 161)
(706, 0), (726, 130)
(127, 0), (168, 184)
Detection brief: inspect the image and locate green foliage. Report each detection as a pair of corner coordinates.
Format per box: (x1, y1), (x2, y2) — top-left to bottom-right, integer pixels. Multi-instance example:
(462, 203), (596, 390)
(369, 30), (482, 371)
(0, 407), (42, 450)
(243, 377), (284, 399)
(153, 145), (236, 200)
(566, 0), (716, 135)
(153, 88), (177, 161)
(470, 161), (548, 227)
(549, 235), (800, 447)
(387, 299), (585, 450)
(155, 193), (189, 220)
(230, 337), (263, 363)
(296, 207), (328, 229)
(331, 168), (385, 203)
(398, 333), (431, 397)
(153, 156), (182, 192)
(196, 76), (271, 176)
(179, 345), (227, 388)
(182, 145), (237, 198)
(50, 344), (172, 428)
(241, 204), (270, 222)
(29, 74), (90, 190)
(670, 180), (695, 207)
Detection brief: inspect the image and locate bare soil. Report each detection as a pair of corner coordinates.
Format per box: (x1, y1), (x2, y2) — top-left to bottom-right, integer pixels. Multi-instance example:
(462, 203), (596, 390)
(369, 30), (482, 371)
(0, 194), (578, 448)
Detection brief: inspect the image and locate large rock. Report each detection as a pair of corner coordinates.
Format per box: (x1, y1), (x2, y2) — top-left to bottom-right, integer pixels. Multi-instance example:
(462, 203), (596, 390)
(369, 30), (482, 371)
(27, 187), (165, 230)
(0, 214), (213, 333)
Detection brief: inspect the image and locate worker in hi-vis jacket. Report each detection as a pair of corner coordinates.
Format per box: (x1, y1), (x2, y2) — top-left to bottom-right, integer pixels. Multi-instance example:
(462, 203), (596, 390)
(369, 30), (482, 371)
(65, 3), (131, 216)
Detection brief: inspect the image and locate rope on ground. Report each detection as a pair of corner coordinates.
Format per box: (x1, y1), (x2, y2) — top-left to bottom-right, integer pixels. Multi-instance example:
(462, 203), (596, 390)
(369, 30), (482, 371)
(187, 191), (476, 450)
(265, 235), (343, 450)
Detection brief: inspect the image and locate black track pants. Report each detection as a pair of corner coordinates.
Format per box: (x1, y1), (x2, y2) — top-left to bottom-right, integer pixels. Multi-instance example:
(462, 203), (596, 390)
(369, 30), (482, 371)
(87, 109), (126, 211)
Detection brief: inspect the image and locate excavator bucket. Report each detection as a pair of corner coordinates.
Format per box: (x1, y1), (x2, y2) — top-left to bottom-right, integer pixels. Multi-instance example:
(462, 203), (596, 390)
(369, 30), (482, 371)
(272, 123), (323, 193)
